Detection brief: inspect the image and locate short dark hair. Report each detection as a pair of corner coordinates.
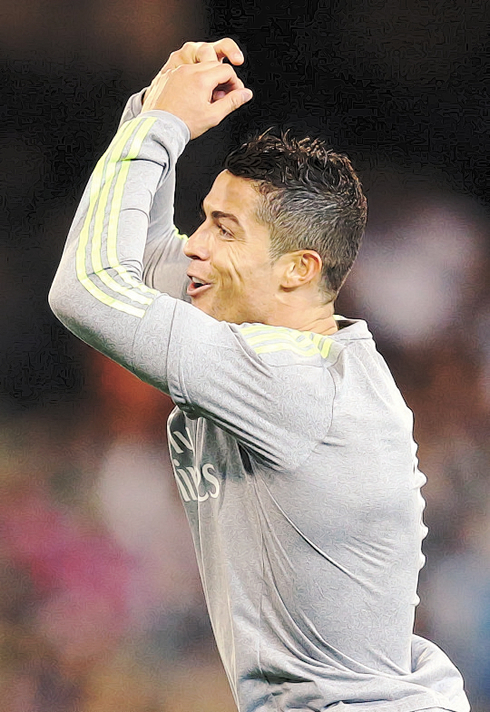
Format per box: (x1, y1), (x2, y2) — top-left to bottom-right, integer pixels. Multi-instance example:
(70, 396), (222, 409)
(224, 130), (367, 300)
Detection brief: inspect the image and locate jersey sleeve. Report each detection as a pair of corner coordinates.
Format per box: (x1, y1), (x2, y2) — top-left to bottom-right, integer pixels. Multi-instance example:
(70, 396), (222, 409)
(49, 112), (334, 469)
(118, 92), (191, 298)
(118, 89), (147, 128)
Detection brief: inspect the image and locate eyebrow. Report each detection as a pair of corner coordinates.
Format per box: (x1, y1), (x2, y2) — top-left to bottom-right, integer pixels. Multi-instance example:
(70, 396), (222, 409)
(201, 200), (242, 227)
(211, 210), (240, 225)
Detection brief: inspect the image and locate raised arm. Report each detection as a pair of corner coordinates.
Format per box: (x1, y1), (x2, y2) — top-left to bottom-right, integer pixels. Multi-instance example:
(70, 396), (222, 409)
(49, 42), (252, 386)
(49, 53), (331, 467)
(119, 38), (247, 127)
(116, 39), (251, 296)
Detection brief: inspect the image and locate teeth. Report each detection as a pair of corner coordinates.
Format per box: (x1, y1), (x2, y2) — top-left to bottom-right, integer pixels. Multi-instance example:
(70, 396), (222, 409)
(194, 280), (204, 287)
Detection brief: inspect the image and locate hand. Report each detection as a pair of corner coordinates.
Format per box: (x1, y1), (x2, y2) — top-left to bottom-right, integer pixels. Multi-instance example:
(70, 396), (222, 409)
(143, 38), (246, 108)
(158, 38), (245, 72)
(142, 46), (253, 139)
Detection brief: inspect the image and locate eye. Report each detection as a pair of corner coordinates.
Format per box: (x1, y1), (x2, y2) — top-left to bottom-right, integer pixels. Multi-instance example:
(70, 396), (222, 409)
(217, 223), (233, 239)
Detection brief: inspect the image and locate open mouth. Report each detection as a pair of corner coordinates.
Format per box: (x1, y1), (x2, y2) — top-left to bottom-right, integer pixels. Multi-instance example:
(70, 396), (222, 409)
(187, 278), (213, 298)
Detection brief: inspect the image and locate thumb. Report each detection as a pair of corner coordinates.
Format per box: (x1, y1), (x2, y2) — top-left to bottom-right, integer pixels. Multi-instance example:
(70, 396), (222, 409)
(213, 88), (253, 119)
(238, 88), (254, 104)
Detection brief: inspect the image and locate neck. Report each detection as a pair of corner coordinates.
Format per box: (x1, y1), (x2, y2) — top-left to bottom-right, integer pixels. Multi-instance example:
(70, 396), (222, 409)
(267, 295), (338, 335)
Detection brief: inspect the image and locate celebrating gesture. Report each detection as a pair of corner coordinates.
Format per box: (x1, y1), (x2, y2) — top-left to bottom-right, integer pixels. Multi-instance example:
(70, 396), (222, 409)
(50, 38), (470, 712)
(142, 39), (253, 138)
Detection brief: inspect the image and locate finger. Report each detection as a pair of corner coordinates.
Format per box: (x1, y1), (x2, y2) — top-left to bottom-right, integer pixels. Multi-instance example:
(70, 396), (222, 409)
(209, 87), (253, 123)
(211, 76), (244, 102)
(166, 40), (242, 68)
(200, 61), (245, 96)
(194, 42), (220, 63)
(211, 38), (244, 65)
(213, 75), (245, 93)
(159, 41), (207, 73)
(212, 90), (227, 102)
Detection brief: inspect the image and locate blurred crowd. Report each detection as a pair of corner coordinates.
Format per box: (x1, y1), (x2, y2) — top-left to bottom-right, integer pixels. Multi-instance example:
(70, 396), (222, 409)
(2, 0), (489, 710)
(343, 172), (490, 711)
(0, 371), (234, 712)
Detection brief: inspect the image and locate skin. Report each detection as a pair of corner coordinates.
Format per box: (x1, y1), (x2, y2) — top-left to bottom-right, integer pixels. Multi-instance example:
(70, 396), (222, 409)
(142, 39), (252, 139)
(184, 170), (338, 334)
(143, 39), (338, 335)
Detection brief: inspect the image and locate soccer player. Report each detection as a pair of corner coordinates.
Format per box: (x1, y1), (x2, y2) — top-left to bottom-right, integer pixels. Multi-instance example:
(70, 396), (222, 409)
(49, 39), (469, 712)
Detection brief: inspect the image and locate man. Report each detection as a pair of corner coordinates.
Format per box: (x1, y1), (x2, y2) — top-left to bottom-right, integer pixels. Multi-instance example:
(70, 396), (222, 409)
(49, 39), (469, 712)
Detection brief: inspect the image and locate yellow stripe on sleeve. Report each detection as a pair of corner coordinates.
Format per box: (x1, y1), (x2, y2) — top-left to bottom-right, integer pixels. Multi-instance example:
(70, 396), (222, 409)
(76, 117), (159, 317)
(90, 123), (154, 306)
(105, 118), (161, 297)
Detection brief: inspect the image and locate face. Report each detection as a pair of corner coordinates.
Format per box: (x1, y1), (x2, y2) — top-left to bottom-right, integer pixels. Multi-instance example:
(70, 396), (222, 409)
(183, 170), (284, 324)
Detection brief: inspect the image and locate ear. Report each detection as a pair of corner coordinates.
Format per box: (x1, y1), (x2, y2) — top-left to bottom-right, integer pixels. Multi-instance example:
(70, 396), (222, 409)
(280, 250), (323, 290)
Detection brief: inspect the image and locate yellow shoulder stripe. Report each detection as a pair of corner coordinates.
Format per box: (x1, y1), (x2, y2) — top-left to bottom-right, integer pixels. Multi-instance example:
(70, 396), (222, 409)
(238, 324), (333, 359)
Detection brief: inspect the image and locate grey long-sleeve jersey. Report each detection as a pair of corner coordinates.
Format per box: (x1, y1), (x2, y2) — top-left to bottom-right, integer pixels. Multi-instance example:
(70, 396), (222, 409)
(49, 99), (470, 712)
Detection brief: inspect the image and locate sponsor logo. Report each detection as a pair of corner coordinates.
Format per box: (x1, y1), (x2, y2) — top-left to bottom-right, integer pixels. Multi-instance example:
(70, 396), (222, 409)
(168, 425), (220, 502)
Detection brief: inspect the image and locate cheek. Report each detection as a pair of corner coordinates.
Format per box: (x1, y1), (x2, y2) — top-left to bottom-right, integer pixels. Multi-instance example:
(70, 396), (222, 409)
(215, 248), (248, 287)
(212, 243), (274, 297)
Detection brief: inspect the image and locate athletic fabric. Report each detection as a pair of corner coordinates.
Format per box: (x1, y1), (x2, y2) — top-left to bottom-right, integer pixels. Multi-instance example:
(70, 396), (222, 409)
(49, 98), (470, 712)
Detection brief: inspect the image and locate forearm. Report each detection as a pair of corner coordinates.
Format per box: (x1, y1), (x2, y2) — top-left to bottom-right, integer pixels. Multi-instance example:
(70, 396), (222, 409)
(49, 110), (189, 382)
(117, 92), (191, 295)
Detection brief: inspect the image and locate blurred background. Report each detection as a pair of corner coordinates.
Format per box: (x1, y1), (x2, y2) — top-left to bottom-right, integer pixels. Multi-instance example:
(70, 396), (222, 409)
(1, 1), (489, 710)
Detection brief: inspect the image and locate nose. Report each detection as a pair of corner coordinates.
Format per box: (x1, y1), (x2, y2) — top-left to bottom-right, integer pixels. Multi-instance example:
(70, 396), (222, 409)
(183, 225), (211, 260)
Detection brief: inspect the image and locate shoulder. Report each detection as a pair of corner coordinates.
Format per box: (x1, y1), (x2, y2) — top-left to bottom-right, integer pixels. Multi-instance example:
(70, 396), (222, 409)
(234, 322), (345, 369)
